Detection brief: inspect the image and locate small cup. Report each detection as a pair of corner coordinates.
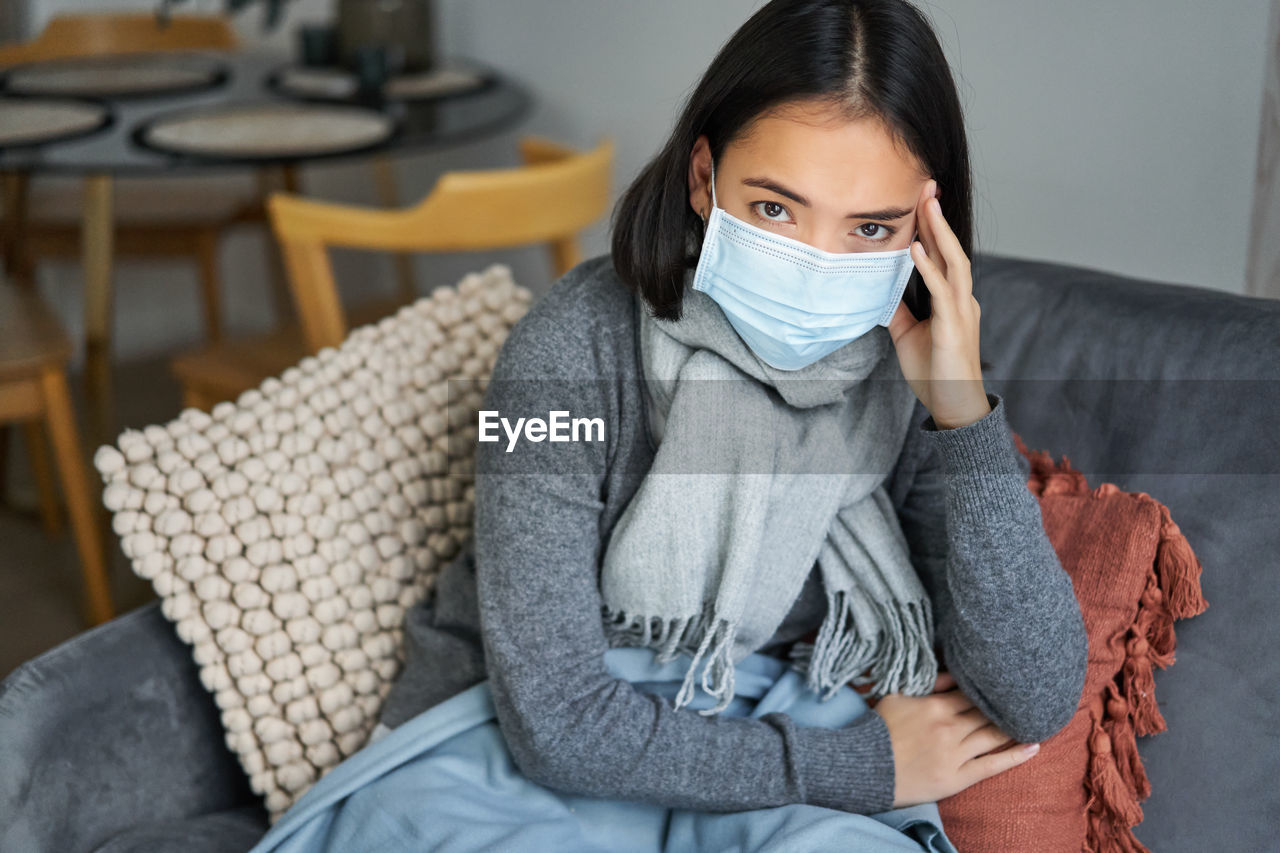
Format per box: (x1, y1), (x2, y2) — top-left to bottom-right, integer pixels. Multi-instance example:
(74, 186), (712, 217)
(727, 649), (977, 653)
(298, 24), (340, 68)
(352, 45), (390, 96)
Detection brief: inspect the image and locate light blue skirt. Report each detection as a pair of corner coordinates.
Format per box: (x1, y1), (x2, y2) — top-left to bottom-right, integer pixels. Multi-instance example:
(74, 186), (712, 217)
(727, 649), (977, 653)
(249, 647), (958, 853)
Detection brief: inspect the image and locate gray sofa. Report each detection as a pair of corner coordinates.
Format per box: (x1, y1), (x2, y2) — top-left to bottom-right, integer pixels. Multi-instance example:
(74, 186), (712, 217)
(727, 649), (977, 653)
(2, 253), (1277, 852)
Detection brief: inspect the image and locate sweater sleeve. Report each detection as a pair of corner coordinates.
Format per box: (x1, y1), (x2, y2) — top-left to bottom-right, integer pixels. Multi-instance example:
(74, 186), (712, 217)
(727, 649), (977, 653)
(472, 304), (897, 815)
(895, 393), (1089, 745)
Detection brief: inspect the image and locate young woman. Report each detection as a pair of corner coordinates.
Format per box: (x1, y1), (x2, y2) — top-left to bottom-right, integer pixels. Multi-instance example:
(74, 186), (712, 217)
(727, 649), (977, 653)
(254, 2), (1088, 850)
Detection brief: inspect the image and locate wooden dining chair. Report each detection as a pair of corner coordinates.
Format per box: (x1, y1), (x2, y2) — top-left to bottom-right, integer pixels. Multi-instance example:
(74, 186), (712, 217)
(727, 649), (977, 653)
(0, 12), (238, 63)
(0, 12), (286, 344)
(0, 284), (115, 627)
(171, 135), (615, 409)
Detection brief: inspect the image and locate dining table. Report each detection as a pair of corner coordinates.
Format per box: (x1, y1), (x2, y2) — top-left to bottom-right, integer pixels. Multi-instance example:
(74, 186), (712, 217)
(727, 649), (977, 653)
(0, 48), (533, 442)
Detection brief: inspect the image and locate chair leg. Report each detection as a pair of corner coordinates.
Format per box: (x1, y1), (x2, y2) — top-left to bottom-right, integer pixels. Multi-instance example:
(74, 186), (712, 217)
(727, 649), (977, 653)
(0, 425), (8, 510)
(2, 171), (37, 291)
(23, 420), (63, 536)
(392, 251), (418, 304)
(39, 365), (115, 626)
(256, 166), (299, 328)
(82, 174), (116, 447)
(550, 236), (582, 279)
(196, 229), (223, 343)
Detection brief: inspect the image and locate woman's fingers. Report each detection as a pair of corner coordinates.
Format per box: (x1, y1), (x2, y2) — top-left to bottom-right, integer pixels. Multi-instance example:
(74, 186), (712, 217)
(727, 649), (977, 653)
(924, 193), (972, 299)
(960, 737), (1040, 785)
(910, 237), (953, 324)
(959, 723), (1018, 758)
(910, 181), (958, 313)
(915, 180), (942, 275)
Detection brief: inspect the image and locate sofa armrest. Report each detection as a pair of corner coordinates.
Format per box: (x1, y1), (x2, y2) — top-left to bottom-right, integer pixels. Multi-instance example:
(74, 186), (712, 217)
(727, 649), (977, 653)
(0, 601), (263, 853)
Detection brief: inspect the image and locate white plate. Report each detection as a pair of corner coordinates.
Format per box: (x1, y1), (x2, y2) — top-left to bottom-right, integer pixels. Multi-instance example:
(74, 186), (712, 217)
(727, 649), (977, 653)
(0, 97), (109, 146)
(142, 102), (395, 159)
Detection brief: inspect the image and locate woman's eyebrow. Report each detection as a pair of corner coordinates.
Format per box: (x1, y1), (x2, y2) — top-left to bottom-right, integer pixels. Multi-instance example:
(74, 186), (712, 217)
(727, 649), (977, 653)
(741, 176), (915, 221)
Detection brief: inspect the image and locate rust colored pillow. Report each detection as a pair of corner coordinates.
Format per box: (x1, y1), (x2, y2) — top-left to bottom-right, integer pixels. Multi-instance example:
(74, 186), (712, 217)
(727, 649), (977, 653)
(928, 434), (1210, 853)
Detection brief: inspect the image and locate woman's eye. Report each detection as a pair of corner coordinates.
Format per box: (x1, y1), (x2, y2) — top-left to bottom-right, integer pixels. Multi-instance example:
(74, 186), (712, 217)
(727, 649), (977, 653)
(750, 204), (897, 243)
(855, 223), (895, 242)
(752, 201), (792, 223)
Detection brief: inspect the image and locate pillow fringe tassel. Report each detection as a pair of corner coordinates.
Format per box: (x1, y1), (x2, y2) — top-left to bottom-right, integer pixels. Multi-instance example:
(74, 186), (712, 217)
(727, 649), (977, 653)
(1153, 502), (1209, 621)
(1011, 432), (1209, 853)
(1085, 690), (1148, 852)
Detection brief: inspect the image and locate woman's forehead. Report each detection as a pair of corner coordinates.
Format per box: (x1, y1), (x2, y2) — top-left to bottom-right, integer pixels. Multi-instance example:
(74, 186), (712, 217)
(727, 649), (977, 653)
(724, 109), (928, 202)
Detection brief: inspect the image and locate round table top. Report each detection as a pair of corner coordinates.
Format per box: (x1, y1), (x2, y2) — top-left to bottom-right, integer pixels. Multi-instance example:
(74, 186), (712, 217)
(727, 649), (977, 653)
(0, 50), (533, 175)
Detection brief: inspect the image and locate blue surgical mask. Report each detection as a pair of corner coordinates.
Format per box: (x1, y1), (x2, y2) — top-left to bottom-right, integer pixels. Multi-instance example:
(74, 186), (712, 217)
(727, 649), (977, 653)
(692, 158), (916, 371)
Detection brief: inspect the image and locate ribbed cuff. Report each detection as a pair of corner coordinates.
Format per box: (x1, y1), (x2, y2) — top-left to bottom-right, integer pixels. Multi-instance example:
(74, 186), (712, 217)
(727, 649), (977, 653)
(918, 392), (1030, 524)
(793, 707), (896, 815)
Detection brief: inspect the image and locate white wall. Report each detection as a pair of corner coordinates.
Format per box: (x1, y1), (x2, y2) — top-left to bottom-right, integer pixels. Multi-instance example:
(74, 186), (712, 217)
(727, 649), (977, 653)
(22, 0), (1272, 365)
(940, 0), (1269, 295)
(1247, 0), (1280, 299)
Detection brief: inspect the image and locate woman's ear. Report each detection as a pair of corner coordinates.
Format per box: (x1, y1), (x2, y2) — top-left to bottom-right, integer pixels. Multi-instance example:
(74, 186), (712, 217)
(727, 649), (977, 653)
(688, 135), (712, 219)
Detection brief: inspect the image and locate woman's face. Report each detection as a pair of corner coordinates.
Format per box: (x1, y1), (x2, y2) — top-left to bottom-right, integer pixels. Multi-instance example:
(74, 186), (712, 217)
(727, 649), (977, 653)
(688, 99), (933, 256)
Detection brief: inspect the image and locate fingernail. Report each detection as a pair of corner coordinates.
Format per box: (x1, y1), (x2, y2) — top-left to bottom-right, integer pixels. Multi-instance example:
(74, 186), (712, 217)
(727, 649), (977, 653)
(1022, 743), (1041, 756)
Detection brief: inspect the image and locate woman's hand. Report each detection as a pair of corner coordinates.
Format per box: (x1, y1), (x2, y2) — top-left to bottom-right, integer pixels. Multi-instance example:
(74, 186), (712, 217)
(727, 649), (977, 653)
(875, 669), (1042, 809)
(886, 179), (991, 430)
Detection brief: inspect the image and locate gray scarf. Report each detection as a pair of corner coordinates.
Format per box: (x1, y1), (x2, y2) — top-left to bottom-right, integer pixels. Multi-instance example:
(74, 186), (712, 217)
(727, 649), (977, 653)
(598, 281), (938, 716)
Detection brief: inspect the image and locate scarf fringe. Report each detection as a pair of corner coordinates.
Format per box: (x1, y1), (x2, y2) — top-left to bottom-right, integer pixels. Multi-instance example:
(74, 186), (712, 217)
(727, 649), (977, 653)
(601, 604), (740, 716)
(789, 589), (936, 701)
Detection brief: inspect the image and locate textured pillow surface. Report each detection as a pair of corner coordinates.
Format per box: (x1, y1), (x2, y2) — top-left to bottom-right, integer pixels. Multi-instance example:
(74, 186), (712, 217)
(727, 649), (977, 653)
(94, 264), (529, 820)
(934, 435), (1210, 853)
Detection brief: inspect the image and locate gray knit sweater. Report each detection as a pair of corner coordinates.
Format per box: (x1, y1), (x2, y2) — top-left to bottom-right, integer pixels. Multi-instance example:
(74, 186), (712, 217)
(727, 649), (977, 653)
(378, 253), (1089, 816)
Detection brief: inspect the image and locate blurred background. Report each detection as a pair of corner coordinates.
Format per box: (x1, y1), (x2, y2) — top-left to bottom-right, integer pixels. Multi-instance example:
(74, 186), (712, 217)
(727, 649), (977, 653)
(1, 0), (1275, 677)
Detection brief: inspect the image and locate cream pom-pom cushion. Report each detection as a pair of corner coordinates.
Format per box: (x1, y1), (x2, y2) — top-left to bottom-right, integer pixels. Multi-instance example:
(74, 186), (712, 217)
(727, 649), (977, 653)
(93, 264), (530, 821)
